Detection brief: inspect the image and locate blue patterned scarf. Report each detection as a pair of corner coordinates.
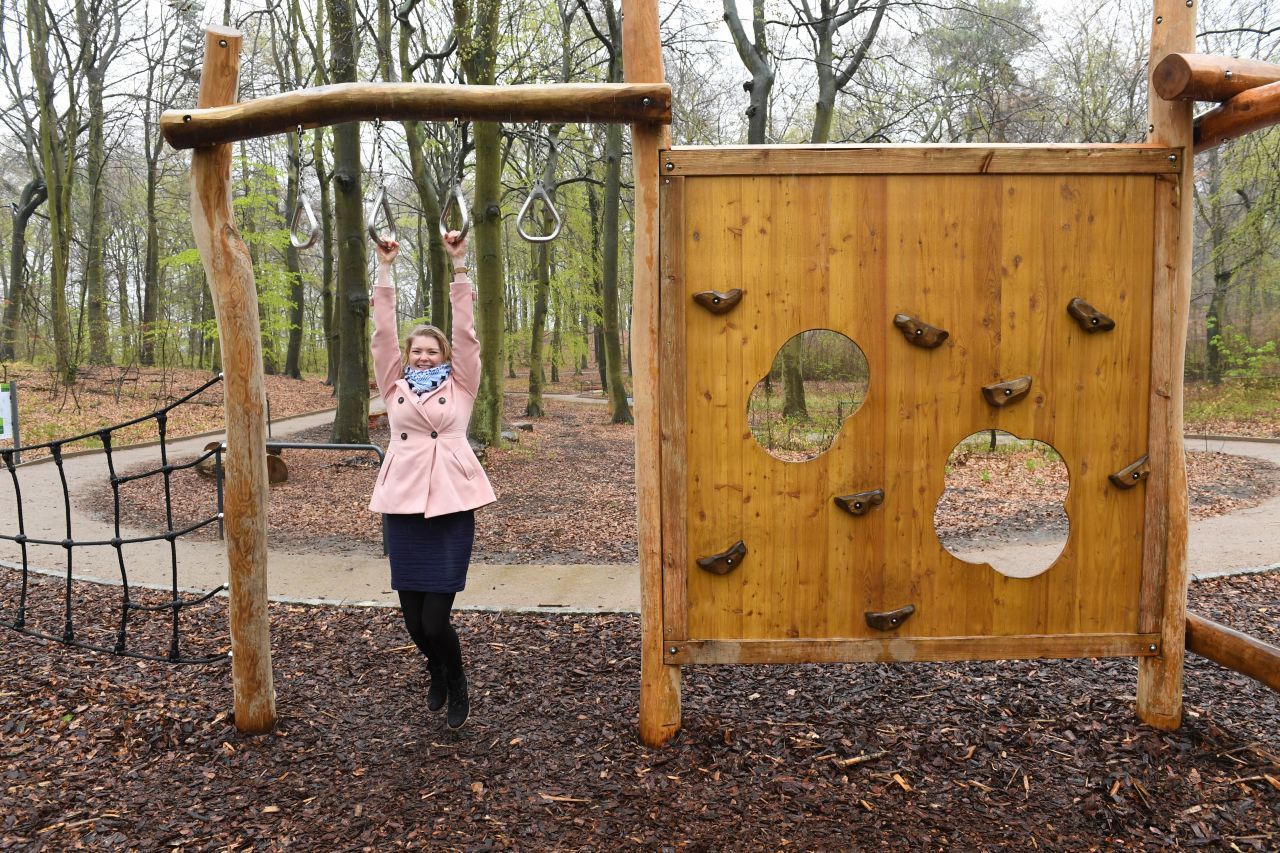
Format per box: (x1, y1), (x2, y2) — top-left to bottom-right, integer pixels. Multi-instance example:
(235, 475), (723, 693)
(404, 362), (451, 395)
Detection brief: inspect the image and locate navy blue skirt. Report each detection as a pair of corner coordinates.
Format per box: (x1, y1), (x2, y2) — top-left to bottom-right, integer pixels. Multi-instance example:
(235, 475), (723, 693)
(384, 510), (475, 593)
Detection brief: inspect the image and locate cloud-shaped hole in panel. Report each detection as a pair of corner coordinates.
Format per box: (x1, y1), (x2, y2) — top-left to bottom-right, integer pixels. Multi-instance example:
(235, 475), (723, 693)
(934, 430), (1070, 579)
(747, 329), (869, 462)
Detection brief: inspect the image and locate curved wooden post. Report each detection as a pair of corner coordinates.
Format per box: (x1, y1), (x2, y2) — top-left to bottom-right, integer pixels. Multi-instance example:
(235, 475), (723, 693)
(188, 26), (276, 734)
(1138, 0), (1195, 731)
(626, 0), (681, 747)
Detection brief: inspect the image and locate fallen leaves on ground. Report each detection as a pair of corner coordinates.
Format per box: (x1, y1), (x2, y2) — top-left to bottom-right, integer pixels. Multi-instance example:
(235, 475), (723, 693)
(0, 364), (334, 461)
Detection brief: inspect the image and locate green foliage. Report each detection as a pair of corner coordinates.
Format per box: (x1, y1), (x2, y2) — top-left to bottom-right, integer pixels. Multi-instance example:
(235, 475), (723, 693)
(1209, 331), (1280, 381)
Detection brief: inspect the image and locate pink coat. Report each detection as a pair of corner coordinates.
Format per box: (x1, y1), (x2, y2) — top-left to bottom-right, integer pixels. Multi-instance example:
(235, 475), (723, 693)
(367, 279), (497, 517)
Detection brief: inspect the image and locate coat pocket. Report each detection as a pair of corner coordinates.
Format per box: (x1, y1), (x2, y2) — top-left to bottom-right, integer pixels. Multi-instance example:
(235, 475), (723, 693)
(450, 447), (477, 480)
(377, 451), (397, 485)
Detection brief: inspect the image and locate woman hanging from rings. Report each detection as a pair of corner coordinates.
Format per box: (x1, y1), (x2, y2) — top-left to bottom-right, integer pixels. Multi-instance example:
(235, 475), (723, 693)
(367, 214), (495, 730)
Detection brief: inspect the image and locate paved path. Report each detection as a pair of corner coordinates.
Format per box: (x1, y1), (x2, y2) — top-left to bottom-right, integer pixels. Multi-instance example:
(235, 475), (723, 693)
(949, 436), (1280, 580)
(2, 404), (1275, 614)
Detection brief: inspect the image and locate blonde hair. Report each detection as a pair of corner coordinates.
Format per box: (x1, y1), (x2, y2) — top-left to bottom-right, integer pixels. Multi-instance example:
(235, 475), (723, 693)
(402, 325), (452, 365)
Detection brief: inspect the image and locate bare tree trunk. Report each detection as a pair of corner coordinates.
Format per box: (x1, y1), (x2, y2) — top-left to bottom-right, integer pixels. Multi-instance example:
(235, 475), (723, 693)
(1, 179), (46, 361)
(328, 0), (371, 442)
(282, 132), (305, 379)
(84, 64), (111, 364)
(26, 0), (79, 383)
(456, 0), (506, 446)
(314, 128), (338, 387)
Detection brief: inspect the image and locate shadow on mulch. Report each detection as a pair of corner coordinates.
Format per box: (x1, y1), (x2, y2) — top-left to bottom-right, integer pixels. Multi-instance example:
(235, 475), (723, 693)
(1, 568), (1277, 849)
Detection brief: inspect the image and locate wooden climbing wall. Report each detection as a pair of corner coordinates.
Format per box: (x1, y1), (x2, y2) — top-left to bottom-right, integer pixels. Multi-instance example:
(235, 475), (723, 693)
(659, 146), (1182, 665)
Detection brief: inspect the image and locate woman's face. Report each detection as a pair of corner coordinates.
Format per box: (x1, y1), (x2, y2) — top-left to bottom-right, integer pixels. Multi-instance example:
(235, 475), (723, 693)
(408, 335), (444, 369)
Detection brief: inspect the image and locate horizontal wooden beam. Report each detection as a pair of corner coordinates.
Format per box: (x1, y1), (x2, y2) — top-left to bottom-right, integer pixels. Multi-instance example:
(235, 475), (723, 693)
(161, 82), (672, 150)
(663, 145), (1182, 176)
(1153, 52), (1280, 102)
(1186, 611), (1280, 693)
(1195, 80), (1280, 153)
(665, 634), (1162, 665)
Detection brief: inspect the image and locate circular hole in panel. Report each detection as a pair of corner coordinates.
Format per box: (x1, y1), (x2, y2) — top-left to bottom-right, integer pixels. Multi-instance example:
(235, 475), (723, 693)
(934, 430), (1070, 579)
(747, 329), (869, 462)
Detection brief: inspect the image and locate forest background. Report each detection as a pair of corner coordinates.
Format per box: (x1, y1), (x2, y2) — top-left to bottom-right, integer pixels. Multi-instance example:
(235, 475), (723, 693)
(0, 0), (1276, 451)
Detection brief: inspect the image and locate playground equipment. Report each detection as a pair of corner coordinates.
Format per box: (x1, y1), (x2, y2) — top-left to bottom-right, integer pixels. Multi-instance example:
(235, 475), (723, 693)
(160, 0), (1280, 745)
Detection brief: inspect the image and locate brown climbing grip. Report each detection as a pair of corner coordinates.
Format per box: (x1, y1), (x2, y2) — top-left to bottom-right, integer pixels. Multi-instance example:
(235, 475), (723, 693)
(1109, 455), (1150, 489)
(1067, 297), (1116, 333)
(982, 375), (1033, 407)
(692, 289), (743, 315)
(893, 313), (949, 348)
(833, 488), (885, 516)
(865, 604), (915, 632)
(696, 539), (747, 575)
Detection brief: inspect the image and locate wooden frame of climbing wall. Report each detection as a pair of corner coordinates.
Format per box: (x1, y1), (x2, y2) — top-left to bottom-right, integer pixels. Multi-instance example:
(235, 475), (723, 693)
(660, 145), (1173, 651)
(635, 0), (1196, 748)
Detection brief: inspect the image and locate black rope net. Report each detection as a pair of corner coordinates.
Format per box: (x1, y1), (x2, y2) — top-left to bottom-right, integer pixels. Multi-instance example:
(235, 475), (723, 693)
(0, 374), (228, 664)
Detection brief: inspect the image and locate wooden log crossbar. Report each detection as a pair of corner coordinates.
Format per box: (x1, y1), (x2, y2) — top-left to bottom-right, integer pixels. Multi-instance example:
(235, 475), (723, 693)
(1185, 612), (1280, 693)
(161, 82), (672, 150)
(1152, 53), (1280, 153)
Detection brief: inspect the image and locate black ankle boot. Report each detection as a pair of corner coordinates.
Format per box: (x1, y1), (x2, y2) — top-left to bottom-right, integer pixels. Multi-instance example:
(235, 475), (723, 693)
(446, 666), (469, 730)
(426, 659), (447, 712)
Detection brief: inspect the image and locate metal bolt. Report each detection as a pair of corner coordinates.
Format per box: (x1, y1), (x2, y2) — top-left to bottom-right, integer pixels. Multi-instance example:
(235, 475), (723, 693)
(1224, 69), (1233, 79)
(183, 114), (192, 123)
(1004, 388), (1012, 396)
(1168, 154), (1178, 163)
(1186, 0), (1193, 6)
(1155, 15), (1162, 23)
(1133, 472), (1141, 480)
(668, 646), (677, 655)
(854, 502), (862, 510)
(1148, 644), (1157, 653)
(642, 97), (653, 108)
(1148, 124), (1155, 134)
(664, 161), (675, 171)
(218, 38), (228, 47)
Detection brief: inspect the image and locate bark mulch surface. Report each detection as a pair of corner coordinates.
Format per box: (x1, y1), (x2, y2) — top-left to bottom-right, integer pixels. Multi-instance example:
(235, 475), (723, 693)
(1, 569), (1278, 850)
(85, 398), (1279, 563)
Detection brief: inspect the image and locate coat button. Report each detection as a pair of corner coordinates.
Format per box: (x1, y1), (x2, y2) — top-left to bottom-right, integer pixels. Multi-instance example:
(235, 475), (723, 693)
(400, 433), (408, 440)
(438, 397), (446, 404)
(430, 431), (438, 439)
(397, 397), (404, 404)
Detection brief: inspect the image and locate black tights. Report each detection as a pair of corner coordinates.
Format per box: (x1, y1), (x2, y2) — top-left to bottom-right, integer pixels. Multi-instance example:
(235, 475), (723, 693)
(397, 591), (463, 676)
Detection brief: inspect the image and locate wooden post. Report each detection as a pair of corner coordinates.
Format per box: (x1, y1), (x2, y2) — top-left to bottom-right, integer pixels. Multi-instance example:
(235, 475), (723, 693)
(1138, 0), (1195, 731)
(188, 27), (276, 734)
(625, 0), (681, 747)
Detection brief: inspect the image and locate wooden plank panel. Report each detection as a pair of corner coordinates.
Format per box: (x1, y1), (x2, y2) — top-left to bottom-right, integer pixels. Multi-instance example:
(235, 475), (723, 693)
(684, 176), (746, 639)
(668, 634), (1161, 665)
(659, 176), (687, 642)
(664, 146), (1181, 176)
(825, 175), (888, 637)
(675, 165), (1156, 647)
